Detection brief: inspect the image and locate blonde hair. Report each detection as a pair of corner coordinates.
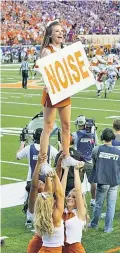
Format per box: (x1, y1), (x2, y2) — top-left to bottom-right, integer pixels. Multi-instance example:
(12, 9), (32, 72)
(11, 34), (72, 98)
(34, 193), (54, 236)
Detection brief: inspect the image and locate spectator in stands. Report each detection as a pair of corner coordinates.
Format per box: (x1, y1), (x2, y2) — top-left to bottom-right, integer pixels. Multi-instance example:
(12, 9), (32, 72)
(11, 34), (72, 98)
(1, 1), (120, 46)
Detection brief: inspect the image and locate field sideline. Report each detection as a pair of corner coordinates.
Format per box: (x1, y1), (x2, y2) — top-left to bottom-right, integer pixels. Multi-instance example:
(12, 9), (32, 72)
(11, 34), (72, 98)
(1, 65), (120, 253)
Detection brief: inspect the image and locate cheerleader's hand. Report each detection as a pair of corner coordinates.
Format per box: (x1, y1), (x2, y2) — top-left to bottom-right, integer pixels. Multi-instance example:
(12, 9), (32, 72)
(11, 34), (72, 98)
(44, 86), (49, 93)
(44, 86), (51, 94)
(38, 153), (47, 164)
(74, 161), (85, 170)
(47, 170), (56, 178)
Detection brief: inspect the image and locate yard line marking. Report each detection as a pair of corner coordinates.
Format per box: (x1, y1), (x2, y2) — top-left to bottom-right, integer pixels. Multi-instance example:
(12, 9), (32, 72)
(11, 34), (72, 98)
(72, 106), (120, 113)
(1, 160), (28, 166)
(3, 93), (120, 102)
(0, 97), (8, 99)
(1, 127), (23, 130)
(1, 114), (32, 119)
(85, 89), (120, 94)
(89, 88), (120, 91)
(7, 78), (14, 79)
(106, 116), (120, 119)
(1, 129), (21, 134)
(1, 177), (23, 182)
(2, 68), (20, 70)
(1, 63), (33, 66)
(72, 97), (120, 102)
(10, 96), (20, 98)
(1, 82), (21, 84)
(1, 115), (112, 127)
(1, 101), (41, 106)
(1, 133), (20, 136)
(1, 101), (120, 113)
(1, 91), (120, 102)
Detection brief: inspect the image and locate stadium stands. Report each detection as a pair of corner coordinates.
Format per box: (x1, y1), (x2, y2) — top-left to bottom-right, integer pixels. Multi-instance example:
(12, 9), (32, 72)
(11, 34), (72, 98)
(1, 0), (120, 46)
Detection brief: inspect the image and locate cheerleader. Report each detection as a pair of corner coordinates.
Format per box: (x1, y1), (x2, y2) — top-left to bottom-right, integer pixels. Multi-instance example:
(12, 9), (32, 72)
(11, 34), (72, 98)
(61, 163), (87, 253)
(39, 20), (80, 176)
(27, 153), (65, 253)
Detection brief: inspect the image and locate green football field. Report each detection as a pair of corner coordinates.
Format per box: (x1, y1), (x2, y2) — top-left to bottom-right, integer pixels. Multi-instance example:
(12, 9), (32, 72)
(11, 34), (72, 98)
(1, 64), (120, 253)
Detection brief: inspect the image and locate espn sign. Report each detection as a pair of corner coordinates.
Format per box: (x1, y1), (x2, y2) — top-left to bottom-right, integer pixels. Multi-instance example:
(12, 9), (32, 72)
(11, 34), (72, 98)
(36, 41), (95, 105)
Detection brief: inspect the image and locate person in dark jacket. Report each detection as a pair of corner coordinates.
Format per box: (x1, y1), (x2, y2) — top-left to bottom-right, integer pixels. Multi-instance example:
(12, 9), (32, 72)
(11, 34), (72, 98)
(54, 147), (84, 196)
(112, 118), (120, 150)
(88, 128), (120, 233)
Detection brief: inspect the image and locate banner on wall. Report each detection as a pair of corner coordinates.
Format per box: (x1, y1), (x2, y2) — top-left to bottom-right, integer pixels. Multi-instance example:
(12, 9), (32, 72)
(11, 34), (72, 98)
(36, 41), (95, 105)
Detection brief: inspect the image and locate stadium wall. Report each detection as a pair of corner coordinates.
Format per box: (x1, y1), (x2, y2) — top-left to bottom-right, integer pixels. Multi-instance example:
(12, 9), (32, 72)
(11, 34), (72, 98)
(78, 35), (120, 45)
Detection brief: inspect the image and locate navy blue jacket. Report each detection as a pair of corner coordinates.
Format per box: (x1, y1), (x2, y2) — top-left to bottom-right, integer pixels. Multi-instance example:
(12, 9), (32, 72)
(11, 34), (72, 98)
(89, 144), (120, 186)
(30, 144), (50, 181)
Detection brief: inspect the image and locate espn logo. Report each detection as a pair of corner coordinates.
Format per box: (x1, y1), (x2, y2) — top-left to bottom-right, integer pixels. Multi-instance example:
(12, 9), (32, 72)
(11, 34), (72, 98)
(33, 155), (38, 160)
(99, 152), (119, 161)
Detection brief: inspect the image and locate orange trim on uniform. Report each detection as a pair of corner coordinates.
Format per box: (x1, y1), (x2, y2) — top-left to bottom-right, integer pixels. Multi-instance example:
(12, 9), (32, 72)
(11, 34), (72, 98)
(38, 246), (62, 253)
(47, 45), (56, 53)
(63, 212), (75, 221)
(27, 234), (42, 253)
(41, 45), (71, 108)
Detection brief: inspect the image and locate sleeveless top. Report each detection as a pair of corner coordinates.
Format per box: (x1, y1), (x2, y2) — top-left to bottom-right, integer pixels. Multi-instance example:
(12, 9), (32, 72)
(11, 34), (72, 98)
(41, 45), (71, 108)
(42, 220), (64, 247)
(63, 209), (85, 244)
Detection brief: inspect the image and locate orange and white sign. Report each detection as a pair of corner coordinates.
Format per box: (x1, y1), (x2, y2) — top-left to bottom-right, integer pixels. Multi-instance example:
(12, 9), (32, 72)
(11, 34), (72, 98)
(36, 42), (95, 105)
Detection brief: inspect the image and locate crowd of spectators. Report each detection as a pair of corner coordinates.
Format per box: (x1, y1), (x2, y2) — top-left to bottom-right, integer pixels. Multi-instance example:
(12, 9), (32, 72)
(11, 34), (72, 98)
(1, 0), (120, 46)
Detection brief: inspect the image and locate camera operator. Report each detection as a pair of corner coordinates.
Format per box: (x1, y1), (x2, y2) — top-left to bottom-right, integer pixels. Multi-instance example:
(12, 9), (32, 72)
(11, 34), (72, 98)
(71, 115), (98, 207)
(16, 128), (58, 181)
(88, 128), (120, 233)
(16, 127), (58, 226)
